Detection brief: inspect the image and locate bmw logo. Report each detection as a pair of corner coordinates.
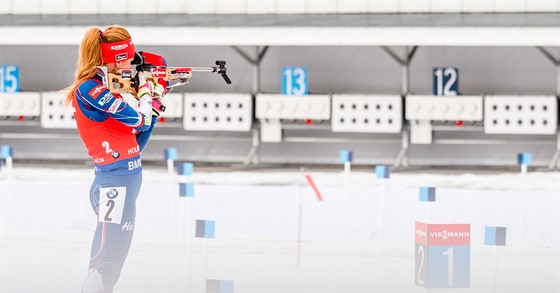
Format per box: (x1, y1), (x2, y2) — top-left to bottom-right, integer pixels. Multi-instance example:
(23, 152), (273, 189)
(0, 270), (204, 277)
(107, 188), (119, 199)
(112, 151), (120, 159)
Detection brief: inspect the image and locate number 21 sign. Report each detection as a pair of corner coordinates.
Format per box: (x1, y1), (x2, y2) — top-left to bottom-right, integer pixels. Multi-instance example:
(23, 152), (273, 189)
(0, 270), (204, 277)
(415, 221), (470, 288)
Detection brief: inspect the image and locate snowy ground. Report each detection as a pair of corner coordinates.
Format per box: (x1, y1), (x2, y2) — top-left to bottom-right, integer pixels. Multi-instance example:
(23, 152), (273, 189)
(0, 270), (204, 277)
(1, 165), (559, 292)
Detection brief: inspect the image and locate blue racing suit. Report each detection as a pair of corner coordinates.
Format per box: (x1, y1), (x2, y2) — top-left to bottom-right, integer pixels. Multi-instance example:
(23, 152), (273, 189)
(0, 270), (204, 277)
(74, 74), (156, 292)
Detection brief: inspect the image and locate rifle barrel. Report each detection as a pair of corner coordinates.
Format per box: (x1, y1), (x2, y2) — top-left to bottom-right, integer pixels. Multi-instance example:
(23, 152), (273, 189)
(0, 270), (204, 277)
(189, 67), (217, 72)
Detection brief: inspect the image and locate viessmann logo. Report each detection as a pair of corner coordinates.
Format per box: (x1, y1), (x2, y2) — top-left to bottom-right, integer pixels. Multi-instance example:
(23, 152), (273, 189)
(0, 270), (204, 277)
(111, 44), (128, 51)
(430, 230), (470, 240)
(153, 68), (166, 78)
(417, 227), (469, 239)
(89, 85), (105, 99)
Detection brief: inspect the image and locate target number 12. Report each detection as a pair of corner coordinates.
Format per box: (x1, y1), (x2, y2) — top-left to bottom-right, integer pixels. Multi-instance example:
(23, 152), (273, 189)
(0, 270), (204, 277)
(433, 67), (458, 96)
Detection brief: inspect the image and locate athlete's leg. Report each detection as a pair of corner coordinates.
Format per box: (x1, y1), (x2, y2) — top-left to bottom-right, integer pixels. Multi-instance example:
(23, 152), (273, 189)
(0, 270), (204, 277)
(82, 172), (142, 293)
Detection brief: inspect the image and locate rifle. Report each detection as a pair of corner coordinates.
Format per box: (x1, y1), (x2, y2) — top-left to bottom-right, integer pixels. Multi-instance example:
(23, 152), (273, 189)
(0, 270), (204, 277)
(97, 60), (231, 96)
(96, 52), (231, 116)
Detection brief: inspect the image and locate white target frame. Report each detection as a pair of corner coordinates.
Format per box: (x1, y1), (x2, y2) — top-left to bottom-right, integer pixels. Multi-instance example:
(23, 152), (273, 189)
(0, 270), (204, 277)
(484, 95), (558, 135)
(255, 94), (331, 120)
(331, 94), (402, 133)
(0, 92), (41, 117)
(40, 91), (76, 129)
(183, 93), (253, 131)
(405, 95), (483, 121)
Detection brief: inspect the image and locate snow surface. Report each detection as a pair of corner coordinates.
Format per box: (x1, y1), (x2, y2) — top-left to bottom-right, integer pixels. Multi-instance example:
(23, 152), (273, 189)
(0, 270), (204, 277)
(1, 165), (559, 292)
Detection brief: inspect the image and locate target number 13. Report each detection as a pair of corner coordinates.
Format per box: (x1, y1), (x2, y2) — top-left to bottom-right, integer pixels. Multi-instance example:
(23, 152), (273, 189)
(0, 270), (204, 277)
(282, 67), (308, 96)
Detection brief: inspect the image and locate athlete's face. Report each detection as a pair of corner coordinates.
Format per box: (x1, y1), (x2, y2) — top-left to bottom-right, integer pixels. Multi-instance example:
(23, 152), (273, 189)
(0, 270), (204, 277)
(107, 58), (133, 74)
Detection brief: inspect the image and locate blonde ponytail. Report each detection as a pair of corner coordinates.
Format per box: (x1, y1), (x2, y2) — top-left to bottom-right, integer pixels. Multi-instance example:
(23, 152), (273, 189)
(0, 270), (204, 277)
(62, 25), (132, 106)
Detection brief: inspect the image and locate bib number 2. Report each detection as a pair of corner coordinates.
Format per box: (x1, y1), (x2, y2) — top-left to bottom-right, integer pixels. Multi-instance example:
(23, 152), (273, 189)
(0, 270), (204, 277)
(98, 186), (126, 224)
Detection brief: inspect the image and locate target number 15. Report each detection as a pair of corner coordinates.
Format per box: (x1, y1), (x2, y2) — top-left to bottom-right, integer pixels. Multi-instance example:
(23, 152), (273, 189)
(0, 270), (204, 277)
(0, 65), (20, 93)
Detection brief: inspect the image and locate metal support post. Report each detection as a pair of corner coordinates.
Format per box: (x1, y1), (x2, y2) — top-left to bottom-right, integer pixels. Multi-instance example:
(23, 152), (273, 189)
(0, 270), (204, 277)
(394, 128), (410, 167)
(537, 47), (560, 169)
(231, 45), (269, 96)
(536, 47), (560, 96)
(231, 45), (269, 165)
(381, 46), (418, 96)
(243, 127), (260, 165)
(548, 131), (560, 170)
(382, 46), (417, 166)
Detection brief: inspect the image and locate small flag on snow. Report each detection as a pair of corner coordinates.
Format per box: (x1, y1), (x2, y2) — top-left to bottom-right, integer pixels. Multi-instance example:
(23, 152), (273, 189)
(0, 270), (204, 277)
(196, 220), (215, 239)
(375, 165), (390, 179)
(164, 147), (177, 160)
(207, 279), (234, 293)
(419, 187), (436, 202)
(1, 145), (13, 159)
(484, 226), (506, 246)
(517, 152), (532, 166)
(339, 150), (353, 163)
(179, 162), (194, 197)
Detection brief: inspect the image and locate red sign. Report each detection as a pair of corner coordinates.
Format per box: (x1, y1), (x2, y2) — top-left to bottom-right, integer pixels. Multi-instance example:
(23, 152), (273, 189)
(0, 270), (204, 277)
(415, 221), (470, 245)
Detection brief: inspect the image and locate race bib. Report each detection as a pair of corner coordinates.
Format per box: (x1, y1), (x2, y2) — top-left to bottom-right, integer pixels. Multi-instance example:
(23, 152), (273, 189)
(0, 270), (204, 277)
(98, 186), (126, 224)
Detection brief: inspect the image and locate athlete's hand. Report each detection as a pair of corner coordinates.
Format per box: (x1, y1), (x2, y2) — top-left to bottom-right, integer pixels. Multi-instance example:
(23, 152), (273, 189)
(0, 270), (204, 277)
(136, 71), (154, 99)
(151, 98), (166, 117)
(136, 72), (154, 118)
(153, 83), (165, 99)
(150, 83), (166, 117)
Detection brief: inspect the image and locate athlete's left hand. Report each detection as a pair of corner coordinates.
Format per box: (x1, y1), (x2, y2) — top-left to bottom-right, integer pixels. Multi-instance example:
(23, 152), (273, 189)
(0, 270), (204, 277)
(137, 71), (154, 99)
(150, 83), (166, 117)
(153, 83), (165, 99)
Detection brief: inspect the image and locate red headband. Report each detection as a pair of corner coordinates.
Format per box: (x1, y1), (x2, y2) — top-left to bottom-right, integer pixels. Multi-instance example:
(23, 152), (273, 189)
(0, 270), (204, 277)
(100, 38), (136, 63)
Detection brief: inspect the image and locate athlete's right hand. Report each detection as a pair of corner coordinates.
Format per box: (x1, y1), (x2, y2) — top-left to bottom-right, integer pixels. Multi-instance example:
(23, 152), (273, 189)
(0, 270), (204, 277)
(137, 71), (154, 99)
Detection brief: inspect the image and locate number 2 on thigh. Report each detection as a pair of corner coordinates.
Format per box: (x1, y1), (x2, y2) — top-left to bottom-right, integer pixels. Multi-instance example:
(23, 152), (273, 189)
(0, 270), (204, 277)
(104, 200), (115, 221)
(98, 187), (126, 224)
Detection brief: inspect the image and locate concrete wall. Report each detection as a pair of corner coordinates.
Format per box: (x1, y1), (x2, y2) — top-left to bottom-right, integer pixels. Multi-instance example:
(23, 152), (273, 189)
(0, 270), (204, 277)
(1, 45), (558, 95)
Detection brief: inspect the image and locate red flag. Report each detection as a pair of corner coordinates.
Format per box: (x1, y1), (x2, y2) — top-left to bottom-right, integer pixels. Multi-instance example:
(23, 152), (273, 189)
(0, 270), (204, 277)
(304, 174), (323, 201)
